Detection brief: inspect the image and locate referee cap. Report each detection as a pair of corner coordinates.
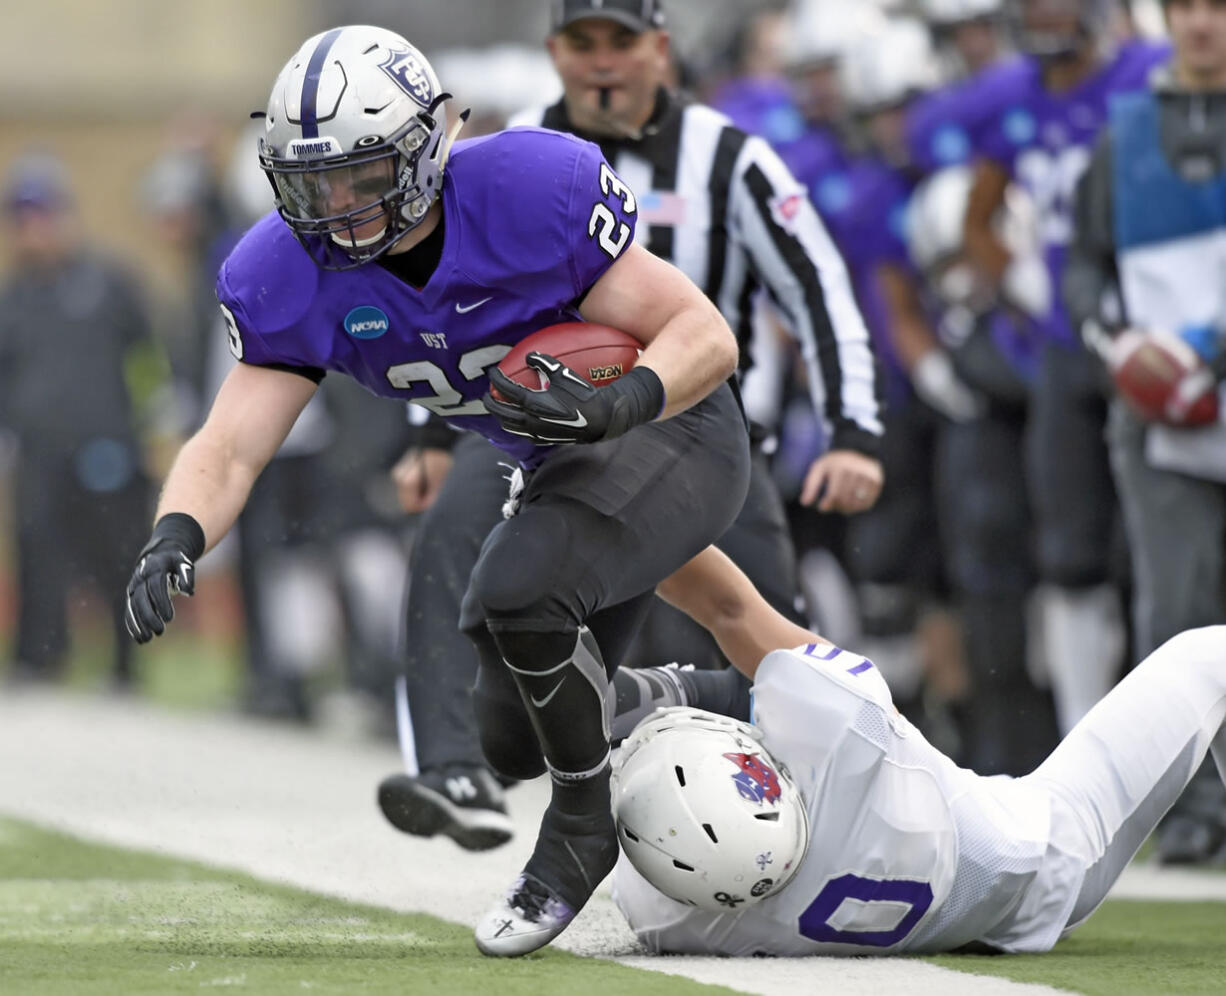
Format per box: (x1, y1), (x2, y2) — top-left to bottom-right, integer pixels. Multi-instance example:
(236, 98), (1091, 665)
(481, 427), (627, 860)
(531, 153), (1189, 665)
(551, 0), (667, 33)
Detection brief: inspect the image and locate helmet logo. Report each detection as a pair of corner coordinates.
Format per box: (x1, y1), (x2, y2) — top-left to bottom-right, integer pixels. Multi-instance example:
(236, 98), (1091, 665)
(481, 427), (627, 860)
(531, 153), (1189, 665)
(344, 305), (390, 339)
(724, 752), (782, 805)
(379, 47), (435, 108)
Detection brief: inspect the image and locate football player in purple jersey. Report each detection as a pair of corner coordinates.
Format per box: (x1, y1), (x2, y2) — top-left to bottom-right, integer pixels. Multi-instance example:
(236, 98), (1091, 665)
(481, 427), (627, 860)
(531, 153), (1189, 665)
(906, 1), (1026, 175)
(962, 0), (1168, 743)
(378, 0), (883, 878)
(122, 24), (752, 957)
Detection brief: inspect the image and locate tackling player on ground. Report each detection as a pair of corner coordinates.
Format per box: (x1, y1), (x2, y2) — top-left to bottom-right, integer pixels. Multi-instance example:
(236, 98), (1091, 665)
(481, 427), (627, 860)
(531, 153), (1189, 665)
(609, 544), (1226, 955)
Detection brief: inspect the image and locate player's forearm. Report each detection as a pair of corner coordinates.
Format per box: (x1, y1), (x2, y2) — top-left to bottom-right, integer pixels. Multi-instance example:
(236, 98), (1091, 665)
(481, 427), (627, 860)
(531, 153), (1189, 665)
(154, 431), (261, 556)
(658, 547), (820, 679)
(637, 301), (738, 419)
(963, 160), (1012, 284)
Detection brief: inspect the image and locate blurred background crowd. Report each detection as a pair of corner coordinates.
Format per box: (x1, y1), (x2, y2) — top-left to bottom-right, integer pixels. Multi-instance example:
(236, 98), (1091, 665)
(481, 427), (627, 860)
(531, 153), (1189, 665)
(5, 0), (1225, 863)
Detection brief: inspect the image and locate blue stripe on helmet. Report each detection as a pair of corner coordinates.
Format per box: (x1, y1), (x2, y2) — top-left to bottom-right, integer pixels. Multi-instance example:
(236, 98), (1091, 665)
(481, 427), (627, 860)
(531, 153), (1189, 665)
(300, 27), (345, 139)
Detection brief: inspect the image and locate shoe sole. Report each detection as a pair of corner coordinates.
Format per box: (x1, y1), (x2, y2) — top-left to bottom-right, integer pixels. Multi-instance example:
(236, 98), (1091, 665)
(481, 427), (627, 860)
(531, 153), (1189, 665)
(378, 776), (513, 852)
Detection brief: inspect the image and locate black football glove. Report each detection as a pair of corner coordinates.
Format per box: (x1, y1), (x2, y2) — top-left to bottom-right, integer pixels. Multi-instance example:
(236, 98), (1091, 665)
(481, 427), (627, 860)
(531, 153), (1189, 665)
(484, 352), (665, 445)
(125, 513), (205, 644)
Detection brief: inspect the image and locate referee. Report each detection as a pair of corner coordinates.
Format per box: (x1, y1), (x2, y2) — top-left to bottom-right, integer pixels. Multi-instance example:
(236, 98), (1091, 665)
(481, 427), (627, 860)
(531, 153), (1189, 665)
(378, 0), (885, 850)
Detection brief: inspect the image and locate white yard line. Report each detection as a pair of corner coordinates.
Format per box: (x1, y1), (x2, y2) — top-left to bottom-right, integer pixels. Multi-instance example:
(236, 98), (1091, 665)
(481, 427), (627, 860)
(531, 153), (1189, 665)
(0, 688), (1101, 995)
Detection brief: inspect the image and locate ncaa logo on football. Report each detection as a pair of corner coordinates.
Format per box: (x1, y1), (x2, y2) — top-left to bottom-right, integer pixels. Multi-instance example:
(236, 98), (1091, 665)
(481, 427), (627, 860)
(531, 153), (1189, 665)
(344, 305), (390, 339)
(380, 47), (434, 107)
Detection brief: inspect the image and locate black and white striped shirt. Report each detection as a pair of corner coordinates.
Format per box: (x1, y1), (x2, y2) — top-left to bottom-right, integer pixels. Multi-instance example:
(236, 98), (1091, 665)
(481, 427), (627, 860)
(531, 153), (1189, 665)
(509, 89), (883, 456)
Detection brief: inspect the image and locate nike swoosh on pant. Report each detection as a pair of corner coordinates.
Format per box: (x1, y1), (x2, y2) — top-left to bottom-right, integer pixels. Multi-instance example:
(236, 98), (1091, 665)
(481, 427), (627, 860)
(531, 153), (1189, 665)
(530, 679), (566, 709)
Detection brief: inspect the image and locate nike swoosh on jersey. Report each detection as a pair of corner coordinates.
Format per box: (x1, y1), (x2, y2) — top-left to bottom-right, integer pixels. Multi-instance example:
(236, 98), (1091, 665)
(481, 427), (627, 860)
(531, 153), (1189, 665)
(530, 679), (566, 709)
(455, 296), (493, 314)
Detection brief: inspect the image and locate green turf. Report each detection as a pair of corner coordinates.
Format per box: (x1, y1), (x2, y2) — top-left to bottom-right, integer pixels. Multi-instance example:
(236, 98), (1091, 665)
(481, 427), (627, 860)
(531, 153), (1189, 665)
(0, 818), (740, 996)
(926, 898), (1226, 995)
(6, 816), (1226, 996)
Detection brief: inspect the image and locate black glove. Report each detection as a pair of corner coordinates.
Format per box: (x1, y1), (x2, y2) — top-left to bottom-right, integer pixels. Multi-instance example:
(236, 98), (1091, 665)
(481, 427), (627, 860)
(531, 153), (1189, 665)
(484, 352), (665, 445)
(125, 513), (205, 644)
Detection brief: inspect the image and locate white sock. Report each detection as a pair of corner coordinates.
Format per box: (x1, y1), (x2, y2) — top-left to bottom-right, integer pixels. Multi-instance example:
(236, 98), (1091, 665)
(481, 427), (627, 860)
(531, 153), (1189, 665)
(1042, 583), (1127, 734)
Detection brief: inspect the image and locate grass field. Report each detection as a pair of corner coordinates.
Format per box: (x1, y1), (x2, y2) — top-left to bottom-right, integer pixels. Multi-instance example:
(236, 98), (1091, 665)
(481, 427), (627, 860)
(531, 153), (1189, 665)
(0, 818), (734, 996)
(4, 817), (1226, 995)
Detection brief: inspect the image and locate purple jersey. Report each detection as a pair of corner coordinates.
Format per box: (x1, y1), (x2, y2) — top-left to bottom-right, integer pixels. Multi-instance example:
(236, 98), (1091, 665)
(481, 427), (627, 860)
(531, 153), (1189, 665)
(976, 40), (1171, 346)
(216, 128), (638, 468)
(713, 76), (848, 195)
(905, 56), (1032, 175)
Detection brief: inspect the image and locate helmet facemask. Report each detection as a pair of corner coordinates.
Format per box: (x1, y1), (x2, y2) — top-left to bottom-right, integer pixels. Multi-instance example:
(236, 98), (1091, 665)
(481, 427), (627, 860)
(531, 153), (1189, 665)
(258, 26), (462, 271)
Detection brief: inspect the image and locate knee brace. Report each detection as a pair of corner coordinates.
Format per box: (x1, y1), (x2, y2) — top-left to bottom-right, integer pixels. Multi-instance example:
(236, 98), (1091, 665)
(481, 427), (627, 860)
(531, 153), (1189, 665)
(492, 626), (613, 779)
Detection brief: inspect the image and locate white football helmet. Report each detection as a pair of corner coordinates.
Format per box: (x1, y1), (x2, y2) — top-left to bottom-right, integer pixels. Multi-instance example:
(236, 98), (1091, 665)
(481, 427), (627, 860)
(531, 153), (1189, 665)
(782, 0), (887, 71)
(907, 166), (1051, 319)
(611, 707), (809, 912)
(841, 18), (939, 113)
(259, 25), (454, 269)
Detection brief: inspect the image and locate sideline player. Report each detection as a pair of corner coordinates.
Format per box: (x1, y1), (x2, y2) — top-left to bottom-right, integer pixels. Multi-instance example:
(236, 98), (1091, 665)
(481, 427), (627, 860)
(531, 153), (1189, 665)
(380, 0), (884, 851)
(606, 545), (1226, 955)
(122, 25), (750, 958)
(962, 0), (1168, 729)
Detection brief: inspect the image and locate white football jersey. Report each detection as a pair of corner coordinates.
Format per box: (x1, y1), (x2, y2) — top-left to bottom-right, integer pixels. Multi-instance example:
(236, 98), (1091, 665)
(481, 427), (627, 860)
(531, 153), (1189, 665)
(613, 643), (1062, 955)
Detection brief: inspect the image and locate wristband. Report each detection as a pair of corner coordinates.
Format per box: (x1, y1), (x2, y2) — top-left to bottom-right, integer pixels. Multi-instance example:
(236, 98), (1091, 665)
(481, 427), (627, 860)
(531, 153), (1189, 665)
(604, 366), (667, 439)
(150, 512), (206, 562)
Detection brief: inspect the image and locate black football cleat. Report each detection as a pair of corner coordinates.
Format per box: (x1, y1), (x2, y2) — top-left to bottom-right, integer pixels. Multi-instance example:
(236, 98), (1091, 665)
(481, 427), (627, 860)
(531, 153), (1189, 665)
(377, 765), (513, 852)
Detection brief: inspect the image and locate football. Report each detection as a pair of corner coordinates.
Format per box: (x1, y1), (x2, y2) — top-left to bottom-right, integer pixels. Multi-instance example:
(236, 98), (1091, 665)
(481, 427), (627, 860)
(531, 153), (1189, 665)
(1110, 328), (1220, 427)
(492, 322), (643, 398)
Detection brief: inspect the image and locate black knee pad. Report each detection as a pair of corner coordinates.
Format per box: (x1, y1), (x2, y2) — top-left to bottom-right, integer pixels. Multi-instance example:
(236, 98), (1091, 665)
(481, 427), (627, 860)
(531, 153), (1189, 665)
(469, 505), (573, 628)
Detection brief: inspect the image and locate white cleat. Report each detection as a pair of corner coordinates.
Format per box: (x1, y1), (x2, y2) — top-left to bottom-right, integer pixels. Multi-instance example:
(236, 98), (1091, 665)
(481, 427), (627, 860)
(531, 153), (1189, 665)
(474, 873), (577, 957)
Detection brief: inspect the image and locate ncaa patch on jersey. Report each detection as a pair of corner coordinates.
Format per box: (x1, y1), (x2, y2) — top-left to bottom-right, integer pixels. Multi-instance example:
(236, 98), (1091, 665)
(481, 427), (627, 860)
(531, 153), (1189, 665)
(344, 305), (390, 339)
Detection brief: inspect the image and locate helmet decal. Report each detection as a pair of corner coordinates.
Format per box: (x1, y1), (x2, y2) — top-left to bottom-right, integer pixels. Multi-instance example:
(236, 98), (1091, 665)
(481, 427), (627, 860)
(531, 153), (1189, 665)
(380, 47), (436, 107)
(724, 752), (783, 805)
(300, 27), (345, 139)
